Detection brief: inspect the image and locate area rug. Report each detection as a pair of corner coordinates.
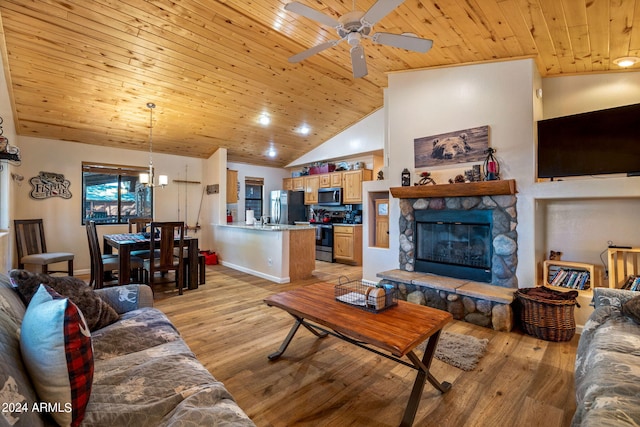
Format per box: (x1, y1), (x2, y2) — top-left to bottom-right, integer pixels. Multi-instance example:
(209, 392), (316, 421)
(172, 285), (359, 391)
(418, 332), (489, 371)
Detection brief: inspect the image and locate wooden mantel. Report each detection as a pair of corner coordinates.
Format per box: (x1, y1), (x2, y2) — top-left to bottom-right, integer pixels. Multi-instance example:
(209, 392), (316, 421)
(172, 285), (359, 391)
(390, 179), (516, 199)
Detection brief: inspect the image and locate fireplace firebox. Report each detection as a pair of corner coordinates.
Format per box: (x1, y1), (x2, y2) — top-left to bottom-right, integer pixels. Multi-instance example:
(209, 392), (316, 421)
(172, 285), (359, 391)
(414, 210), (492, 282)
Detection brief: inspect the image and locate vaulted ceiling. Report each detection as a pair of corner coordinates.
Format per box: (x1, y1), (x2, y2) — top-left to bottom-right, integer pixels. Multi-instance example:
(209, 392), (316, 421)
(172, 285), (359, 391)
(0, 0), (638, 167)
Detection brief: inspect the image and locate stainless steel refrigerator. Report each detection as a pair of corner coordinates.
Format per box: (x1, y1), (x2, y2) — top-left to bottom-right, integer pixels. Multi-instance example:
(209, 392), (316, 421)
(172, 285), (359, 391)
(270, 190), (307, 224)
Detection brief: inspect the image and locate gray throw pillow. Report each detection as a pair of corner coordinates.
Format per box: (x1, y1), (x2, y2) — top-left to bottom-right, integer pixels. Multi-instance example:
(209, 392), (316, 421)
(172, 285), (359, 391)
(9, 269), (119, 331)
(621, 294), (640, 325)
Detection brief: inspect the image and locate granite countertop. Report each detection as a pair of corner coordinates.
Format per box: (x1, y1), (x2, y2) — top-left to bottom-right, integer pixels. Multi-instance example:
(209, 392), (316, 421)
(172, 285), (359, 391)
(217, 223), (315, 231)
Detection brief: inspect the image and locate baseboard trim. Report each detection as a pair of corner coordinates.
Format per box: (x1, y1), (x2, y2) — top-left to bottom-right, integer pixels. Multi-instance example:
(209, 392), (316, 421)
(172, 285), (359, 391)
(219, 261), (290, 284)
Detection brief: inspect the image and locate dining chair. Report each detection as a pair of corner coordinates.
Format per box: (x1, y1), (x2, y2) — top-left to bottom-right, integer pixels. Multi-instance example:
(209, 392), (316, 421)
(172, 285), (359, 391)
(14, 219), (74, 275)
(86, 221), (146, 289)
(128, 217), (154, 259)
(177, 247), (207, 287)
(146, 221), (185, 295)
(128, 217), (153, 233)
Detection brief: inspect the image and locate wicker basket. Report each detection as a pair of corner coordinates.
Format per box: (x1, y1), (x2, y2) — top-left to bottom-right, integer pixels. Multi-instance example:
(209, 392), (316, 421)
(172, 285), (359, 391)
(515, 286), (579, 342)
(334, 276), (397, 313)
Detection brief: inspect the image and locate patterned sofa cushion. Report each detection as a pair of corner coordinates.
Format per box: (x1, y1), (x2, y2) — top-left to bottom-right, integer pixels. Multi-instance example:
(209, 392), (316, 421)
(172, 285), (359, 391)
(91, 307), (182, 360)
(622, 295), (640, 325)
(573, 288), (640, 426)
(85, 338), (254, 426)
(0, 272), (26, 322)
(0, 310), (45, 427)
(0, 273), (44, 427)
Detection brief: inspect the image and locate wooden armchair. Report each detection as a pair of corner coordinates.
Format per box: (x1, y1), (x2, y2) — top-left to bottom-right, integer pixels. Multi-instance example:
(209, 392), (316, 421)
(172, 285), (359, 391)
(14, 219), (74, 275)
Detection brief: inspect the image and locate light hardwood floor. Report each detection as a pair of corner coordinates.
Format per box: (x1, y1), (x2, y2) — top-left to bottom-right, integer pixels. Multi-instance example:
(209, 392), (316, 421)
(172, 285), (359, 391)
(151, 262), (578, 427)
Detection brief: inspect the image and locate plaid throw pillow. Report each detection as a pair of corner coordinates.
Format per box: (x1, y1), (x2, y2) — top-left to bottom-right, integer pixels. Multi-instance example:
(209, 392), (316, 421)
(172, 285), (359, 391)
(20, 285), (93, 427)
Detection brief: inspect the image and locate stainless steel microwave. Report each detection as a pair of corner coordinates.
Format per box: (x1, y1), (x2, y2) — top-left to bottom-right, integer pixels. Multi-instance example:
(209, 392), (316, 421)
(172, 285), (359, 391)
(317, 187), (342, 206)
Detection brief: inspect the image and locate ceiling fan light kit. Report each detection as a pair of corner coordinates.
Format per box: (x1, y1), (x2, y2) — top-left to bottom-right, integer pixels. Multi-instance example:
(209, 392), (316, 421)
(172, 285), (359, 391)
(285, 0), (433, 78)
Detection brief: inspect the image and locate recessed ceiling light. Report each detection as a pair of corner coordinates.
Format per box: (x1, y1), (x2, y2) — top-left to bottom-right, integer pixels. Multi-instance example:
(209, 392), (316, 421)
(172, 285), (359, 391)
(258, 113), (270, 125)
(299, 124), (310, 135)
(613, 56), (640, 68)
(267, 147), (277, 158)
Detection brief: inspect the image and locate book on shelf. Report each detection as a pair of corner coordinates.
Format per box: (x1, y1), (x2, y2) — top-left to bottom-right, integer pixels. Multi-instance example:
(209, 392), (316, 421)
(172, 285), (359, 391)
(622, 275), (640, 291)
(547, 268), (591, 290)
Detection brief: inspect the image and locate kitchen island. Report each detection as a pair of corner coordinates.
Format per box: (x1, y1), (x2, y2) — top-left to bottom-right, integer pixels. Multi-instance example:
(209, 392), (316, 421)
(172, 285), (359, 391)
(214, 223), (316, 283)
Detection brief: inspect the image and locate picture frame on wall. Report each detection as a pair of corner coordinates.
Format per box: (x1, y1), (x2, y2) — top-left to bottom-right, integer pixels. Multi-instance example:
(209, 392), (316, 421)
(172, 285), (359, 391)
(414, 125), (489, 168)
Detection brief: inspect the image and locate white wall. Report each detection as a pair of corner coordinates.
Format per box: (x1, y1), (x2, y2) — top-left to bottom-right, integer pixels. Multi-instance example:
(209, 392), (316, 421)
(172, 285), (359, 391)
(542, 72), (640, 118)
(201, 147), (228, 252)
(363, 59), (538, 285)
(0, 47), (17, 272)
(534, 71), (640, 280)
(213, 226), (290, 283)
(12, 137), (206, 274)
(287, 108), (385, 167)
(226, 161), (289, 224)
(359, 60), (640, 298)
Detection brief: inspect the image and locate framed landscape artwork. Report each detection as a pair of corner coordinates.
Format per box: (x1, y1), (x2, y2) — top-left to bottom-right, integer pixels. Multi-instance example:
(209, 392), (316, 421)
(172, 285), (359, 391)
(414, 125), (489, 168)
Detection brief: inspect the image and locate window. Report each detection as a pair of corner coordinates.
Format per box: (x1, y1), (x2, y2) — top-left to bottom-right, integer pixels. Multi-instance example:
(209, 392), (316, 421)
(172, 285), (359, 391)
(245, 177), (264, 218)
(82, 162), (152, 225)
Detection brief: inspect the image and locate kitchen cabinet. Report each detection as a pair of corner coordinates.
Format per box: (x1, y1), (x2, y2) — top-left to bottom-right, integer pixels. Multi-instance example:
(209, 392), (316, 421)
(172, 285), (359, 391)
(330, 171), (342, 187)
(292, 177), (304, 191)
(304, 175), (319, 205)
(342, 169), (372, 204)
(319, 171), (343, 188)
(226, 169), (238, 203)
(334, 225), (362, 265)
(283, 178), (293, 191)
(319, 174), (331, 188)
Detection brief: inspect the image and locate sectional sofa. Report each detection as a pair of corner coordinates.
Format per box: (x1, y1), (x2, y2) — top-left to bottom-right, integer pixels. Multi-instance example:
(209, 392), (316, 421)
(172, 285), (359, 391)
(0, 271), (255, 426)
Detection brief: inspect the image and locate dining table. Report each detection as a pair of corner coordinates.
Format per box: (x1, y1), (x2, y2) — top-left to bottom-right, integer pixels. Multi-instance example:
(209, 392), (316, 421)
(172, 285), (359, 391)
(103, 232), (199, 290)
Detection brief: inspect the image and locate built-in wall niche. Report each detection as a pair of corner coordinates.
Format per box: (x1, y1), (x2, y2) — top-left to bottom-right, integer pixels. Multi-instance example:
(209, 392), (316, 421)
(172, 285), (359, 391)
(368, 191), (390, 249)
(538, 197), (640, 277)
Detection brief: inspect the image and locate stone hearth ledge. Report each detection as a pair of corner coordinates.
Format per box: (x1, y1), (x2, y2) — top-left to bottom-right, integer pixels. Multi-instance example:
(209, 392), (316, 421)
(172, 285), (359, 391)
(377, 269), (515, 331)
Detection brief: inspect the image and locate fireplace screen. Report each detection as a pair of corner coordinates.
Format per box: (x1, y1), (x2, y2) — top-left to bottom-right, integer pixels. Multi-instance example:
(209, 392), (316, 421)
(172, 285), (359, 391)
(417, 222), (490, 268)
(414, 210), (492, 282)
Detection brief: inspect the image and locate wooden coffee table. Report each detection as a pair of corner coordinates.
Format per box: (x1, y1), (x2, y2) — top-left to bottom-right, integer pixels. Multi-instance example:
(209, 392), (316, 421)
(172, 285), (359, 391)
(264, 282), (453, 426)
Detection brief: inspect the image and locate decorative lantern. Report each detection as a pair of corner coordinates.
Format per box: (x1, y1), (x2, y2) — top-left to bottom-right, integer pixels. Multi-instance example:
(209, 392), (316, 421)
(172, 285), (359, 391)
(401, 168), (411, 186)
(483, 148), (500, 181)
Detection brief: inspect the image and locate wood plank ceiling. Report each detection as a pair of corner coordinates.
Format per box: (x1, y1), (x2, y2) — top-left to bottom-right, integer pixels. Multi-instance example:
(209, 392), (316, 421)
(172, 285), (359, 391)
(0, 0), (638, 167)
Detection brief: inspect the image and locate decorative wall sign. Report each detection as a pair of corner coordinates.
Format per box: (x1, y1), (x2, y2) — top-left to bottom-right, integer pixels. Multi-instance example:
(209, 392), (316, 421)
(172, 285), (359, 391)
(414, 125), (489, 168)
(29, 171), (72, 199)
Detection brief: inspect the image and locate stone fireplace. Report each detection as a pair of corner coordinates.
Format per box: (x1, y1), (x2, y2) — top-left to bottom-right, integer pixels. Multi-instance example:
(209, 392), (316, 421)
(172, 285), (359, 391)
(399, 193), (518, 289)
(378, 181), (518, 331)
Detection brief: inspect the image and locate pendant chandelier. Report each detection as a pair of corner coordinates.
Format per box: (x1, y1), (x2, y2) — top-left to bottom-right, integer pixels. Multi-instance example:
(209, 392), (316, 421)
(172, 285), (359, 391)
(139, 102), (168, 187)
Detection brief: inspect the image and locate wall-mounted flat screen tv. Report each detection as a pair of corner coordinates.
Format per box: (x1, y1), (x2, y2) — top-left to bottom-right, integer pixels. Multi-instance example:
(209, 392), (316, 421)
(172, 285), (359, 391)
(537, 103), (640, 179)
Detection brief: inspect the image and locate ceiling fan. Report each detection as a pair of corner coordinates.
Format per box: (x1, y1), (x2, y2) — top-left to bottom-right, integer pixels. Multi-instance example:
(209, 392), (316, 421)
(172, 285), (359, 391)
(284, 0), (433, 78)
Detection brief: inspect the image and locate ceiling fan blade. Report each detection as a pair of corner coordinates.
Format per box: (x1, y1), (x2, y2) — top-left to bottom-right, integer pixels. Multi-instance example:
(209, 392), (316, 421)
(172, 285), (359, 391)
(289, 40), (340, 63)
(372, 32), (433, 53)
(361, 0), (406, 26)
(350, 44), (368, 78)
(284, 2), (340, 28)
